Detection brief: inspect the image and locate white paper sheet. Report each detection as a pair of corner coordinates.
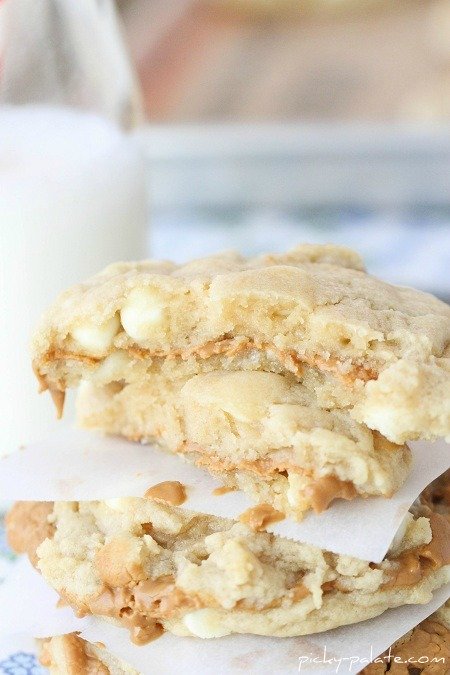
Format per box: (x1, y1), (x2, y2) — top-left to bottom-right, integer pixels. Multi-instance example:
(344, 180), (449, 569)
(0, 557), (89, 636)
(1, 558), (449, 675)
(1, 428), (449, 562)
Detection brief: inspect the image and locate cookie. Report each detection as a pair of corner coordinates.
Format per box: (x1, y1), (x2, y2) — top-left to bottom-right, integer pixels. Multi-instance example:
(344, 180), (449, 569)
(5, 501), (54, 566)
(422, 469), (450, 517)
(76, 371), (411, 520)
(8, 498), (450, 641)
(31, 244), (450, 443)
(361, 600), (450, 674)
(37, 633), (137, 674)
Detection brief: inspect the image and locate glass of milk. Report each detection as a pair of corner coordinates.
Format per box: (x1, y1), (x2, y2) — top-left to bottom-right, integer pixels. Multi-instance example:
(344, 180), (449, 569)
(0, 105), (147, 455)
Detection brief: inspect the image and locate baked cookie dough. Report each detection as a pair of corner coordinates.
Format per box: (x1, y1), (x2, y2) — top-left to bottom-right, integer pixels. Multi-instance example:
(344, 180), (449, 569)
(76, 371), (411, 520)
(32, 244), (450, 444)
(7, 498), (450, 642)
(37, 633), (137, 675)
(361, 600), (450, 674)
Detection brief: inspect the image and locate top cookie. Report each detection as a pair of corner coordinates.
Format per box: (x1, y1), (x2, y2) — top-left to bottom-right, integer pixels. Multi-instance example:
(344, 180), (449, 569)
(32, 244), (450, 443)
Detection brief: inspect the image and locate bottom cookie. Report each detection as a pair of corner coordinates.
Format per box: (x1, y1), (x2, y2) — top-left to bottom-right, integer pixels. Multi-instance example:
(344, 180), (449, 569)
(7, 492), (450, 642)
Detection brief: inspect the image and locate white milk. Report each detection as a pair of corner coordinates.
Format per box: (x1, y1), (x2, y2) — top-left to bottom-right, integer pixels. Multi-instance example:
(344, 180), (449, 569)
(0, 105), (147, 455)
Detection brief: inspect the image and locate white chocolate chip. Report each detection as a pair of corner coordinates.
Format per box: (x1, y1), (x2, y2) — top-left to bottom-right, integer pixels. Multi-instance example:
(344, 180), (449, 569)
(71, 314), (120, 354)
(104, 498), (134, 512)
(142, 534), (161, 555)
(286, 472), (310, 510)
(120, 287), (165, 341)
(183, 609), (230, 638)
(181, 371), (290, 422)
(92, 351), (131, 384)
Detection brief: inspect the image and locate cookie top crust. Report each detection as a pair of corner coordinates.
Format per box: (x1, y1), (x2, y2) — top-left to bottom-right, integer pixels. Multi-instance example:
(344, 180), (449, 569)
(31, 244), (450, 442)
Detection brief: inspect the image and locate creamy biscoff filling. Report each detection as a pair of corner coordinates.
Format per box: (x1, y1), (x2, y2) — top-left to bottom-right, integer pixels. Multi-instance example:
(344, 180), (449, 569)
(36, 336), (379, 403)
(181, 442), (359, 514)
(76, 573), (314, 645)
(7, 499), (450, 644)
(32, 258), (450, 387)
(34, 331), (450, 448)
(239, 504), (286, 531)
(144, 481), (187, 506)
(371, 513), (449, 592)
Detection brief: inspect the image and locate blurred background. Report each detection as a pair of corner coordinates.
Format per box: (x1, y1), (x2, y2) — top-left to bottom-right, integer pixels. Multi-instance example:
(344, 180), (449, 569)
(1, 0), (450, 451)
(121, 0), (450, 124)
(2, 0), (450, 294)
(121, 0), (450, 296)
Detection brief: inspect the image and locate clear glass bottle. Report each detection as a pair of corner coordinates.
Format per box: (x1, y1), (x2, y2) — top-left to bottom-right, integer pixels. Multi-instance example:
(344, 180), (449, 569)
(0, 0), (144, 128)
(0, 0), (148, 455)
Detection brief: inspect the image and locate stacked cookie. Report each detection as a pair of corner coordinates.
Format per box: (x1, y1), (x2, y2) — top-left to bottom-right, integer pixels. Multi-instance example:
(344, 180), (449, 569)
(7, 245), (450, 666)
(15, 471), (450, 673)
(7, 491), (450, 642)
(31, 244), (450, 517)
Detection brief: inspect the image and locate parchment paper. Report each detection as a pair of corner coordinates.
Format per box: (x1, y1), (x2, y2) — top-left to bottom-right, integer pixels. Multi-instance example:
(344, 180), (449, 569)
(1, 428), (448, 561)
